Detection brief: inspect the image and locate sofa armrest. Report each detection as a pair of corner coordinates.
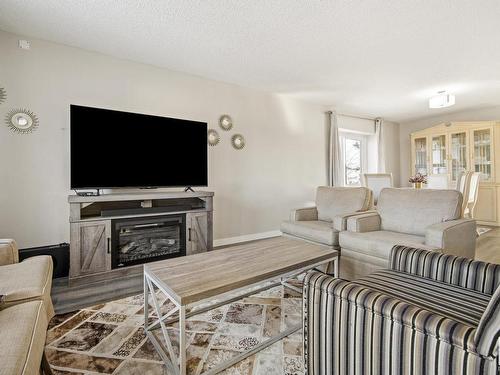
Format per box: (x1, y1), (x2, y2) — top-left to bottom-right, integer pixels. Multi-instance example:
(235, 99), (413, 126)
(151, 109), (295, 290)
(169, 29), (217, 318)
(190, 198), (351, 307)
(475, 285), (500, 357)
(389, 245), (500, 294)
(290, 206), (318, 221)
(425, 219), (476, 258)
(333, 210), (377, 231)
(0, 239), (19, 266)
(304, 271), (479, 356)
(346, 212), (381, 232)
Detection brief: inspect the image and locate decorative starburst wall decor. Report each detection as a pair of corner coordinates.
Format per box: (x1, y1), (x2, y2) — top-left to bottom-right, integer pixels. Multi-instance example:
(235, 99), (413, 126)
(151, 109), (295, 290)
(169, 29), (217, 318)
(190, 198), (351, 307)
(0, 87), (6, 104)
(231, 133), (245, 150)
(5, 108), (39, 134)
(219, 114), (233, 131)
(207, 129), (220, 146)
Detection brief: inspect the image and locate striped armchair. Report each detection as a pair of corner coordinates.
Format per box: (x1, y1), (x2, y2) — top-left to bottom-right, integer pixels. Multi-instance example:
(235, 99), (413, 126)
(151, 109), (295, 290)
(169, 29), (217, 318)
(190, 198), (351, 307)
(303, 245), (500, 375)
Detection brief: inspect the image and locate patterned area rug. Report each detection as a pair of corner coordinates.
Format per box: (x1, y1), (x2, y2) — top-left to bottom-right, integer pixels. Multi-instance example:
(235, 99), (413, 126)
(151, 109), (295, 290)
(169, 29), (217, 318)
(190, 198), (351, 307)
(45, 281), (304, 375)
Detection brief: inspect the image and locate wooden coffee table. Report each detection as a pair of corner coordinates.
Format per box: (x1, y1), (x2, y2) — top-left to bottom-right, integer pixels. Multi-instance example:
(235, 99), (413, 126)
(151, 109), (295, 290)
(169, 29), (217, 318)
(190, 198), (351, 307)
(143, 236), (338, 375)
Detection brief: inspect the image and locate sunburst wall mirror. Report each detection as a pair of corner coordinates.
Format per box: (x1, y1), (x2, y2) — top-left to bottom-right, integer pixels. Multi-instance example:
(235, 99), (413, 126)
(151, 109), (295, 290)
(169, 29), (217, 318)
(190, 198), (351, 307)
(5, 108), (39, 134)
(231, 133), (245, 150)
(0, 87), (6, 104)
(219, 114), (233, 131)
(207, 129), (220, 146)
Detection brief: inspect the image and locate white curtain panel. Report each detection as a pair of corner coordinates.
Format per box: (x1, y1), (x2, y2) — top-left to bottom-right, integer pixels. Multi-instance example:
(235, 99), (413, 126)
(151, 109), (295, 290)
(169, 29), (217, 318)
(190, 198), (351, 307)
(328, 111), (343, 186)
(375, 117), (386, 173)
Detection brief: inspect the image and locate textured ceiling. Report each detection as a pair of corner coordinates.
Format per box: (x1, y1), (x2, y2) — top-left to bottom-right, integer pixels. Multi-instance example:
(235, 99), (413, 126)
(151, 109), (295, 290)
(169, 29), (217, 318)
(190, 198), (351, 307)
(1, 0), (500, 122)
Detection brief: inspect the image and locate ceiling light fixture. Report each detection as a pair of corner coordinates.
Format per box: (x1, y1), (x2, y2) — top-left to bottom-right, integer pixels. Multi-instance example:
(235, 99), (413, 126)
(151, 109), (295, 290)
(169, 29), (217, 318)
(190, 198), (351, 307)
(429, 91), (455, 109)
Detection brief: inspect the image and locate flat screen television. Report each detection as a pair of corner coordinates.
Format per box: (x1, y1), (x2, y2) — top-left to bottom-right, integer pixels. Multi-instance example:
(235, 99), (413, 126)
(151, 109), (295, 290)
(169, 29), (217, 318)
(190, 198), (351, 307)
(70, 105), (208, 189)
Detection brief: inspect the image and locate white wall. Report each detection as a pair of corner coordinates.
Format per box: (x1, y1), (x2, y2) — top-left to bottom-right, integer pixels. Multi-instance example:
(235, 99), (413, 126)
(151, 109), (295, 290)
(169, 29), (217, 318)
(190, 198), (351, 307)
(0, 30), (328, 248)
(383, 120), (401, 186)
(399, 106), (500, 186)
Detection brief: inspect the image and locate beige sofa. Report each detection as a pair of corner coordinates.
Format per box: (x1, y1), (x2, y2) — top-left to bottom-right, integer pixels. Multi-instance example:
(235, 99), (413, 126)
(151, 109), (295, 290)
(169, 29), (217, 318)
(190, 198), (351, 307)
(337, 188), (477, 279)
(281, 186), (373, 248)
(0, 239), (54, 375)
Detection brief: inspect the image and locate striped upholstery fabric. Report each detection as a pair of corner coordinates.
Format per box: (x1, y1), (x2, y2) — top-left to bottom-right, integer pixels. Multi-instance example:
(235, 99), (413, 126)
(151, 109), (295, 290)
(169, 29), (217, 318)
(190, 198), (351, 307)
(353, 270), (490, 326)
(303, 247), (500, 375)
(475, 286), (500, 357)
(389, 245), (500, 294)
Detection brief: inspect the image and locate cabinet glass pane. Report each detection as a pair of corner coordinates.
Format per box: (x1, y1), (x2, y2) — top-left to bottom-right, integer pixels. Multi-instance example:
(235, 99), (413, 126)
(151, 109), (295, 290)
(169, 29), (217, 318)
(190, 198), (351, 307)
(474, 129), (492, 181)
(414, 137), (427, 175)
(432, 135), (447, 174)
(450, 132), (467, 182)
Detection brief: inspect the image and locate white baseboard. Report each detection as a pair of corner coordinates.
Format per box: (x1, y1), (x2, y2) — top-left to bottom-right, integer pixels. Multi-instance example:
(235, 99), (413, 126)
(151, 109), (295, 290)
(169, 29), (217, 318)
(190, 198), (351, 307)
(213, 230), (282, 248)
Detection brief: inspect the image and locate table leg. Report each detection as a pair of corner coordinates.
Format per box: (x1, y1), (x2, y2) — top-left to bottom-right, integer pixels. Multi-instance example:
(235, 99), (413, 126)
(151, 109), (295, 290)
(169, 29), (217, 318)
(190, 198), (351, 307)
(179, 306), (187, 375)
(332, 257), (339, 277)
(322, 258), (338, 277)
(144, 274), (180, 374)
(143, 273), (149, 327)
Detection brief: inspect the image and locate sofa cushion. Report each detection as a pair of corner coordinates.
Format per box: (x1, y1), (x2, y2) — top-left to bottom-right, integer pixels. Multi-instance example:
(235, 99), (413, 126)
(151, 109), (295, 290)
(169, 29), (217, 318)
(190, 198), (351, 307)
(315, 186), (371, 222)
(339, 230), (427, 259)
(0, 255), (54, 318)
(0, 301), (48, 375)
(353, 270), (491, 327)
(281, 220), (338, 246)
(377, 188), (462, 236)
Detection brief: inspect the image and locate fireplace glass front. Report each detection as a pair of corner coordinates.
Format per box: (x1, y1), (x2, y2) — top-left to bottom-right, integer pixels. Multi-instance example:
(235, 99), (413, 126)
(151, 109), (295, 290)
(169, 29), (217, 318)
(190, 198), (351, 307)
(111, 214), (186, 268)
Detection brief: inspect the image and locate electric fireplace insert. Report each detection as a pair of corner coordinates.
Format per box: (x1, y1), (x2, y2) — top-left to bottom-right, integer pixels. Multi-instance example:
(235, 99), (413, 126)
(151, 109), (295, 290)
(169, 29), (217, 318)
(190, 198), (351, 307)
(111, 214), (186, 268)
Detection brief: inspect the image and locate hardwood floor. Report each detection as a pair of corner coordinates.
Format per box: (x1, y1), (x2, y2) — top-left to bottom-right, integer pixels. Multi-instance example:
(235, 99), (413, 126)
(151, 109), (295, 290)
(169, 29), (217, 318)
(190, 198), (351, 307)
(52, 232), (500, 314)
(51, 273), (143, 314)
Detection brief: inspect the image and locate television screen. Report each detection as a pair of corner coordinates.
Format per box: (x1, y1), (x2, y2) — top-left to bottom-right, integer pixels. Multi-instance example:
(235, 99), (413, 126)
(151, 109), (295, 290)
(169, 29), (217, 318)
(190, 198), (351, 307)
(70, 105), (208, 189)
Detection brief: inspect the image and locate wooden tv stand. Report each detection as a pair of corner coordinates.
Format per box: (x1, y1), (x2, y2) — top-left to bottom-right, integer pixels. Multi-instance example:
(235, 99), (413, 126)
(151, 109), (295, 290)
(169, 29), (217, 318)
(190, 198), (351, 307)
(68, 191), (214, 285)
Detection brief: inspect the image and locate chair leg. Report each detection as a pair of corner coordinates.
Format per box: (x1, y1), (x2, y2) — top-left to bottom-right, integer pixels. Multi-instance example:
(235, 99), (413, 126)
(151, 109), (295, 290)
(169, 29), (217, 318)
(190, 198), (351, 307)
(317, 261), (337, 276)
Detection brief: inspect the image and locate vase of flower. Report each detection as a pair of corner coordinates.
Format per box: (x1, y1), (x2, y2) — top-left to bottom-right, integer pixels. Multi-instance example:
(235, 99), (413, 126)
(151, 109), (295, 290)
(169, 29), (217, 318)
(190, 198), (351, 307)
(409, 173), (427, 189)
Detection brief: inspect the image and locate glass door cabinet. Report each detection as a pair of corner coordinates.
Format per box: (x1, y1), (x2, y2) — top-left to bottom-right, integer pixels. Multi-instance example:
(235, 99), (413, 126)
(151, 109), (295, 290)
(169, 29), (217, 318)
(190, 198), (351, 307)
(411, 122), (498, 226)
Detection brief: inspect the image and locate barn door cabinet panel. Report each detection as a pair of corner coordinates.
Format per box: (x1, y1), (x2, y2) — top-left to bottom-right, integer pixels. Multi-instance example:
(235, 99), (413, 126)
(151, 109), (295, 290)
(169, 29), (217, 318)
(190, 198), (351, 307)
(70, 220), (111, 278)
(410, 121), (500, 226)
(186, 212), (213, 255)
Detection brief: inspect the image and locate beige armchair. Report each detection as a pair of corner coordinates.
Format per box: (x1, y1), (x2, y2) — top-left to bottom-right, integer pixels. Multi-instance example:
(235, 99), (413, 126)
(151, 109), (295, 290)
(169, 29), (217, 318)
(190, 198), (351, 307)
(0, 239), (54, 374)
(281, 186), (373, 248)
(338, 188), (476, 279)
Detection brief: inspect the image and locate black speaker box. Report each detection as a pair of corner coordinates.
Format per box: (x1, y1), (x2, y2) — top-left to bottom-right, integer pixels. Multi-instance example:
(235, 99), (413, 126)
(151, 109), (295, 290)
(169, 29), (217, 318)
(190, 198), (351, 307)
(19, 243), (69, 279)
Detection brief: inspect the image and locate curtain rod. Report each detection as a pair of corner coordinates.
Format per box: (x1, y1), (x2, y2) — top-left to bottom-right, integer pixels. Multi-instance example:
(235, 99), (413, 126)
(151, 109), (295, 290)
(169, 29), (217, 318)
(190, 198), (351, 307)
(325, 111), (378, 121)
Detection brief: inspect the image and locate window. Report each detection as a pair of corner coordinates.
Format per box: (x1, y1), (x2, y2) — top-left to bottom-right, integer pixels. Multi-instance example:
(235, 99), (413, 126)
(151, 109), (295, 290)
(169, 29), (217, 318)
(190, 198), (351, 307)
(344, 138), (362, 186)
(340, 132), (367, 186)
